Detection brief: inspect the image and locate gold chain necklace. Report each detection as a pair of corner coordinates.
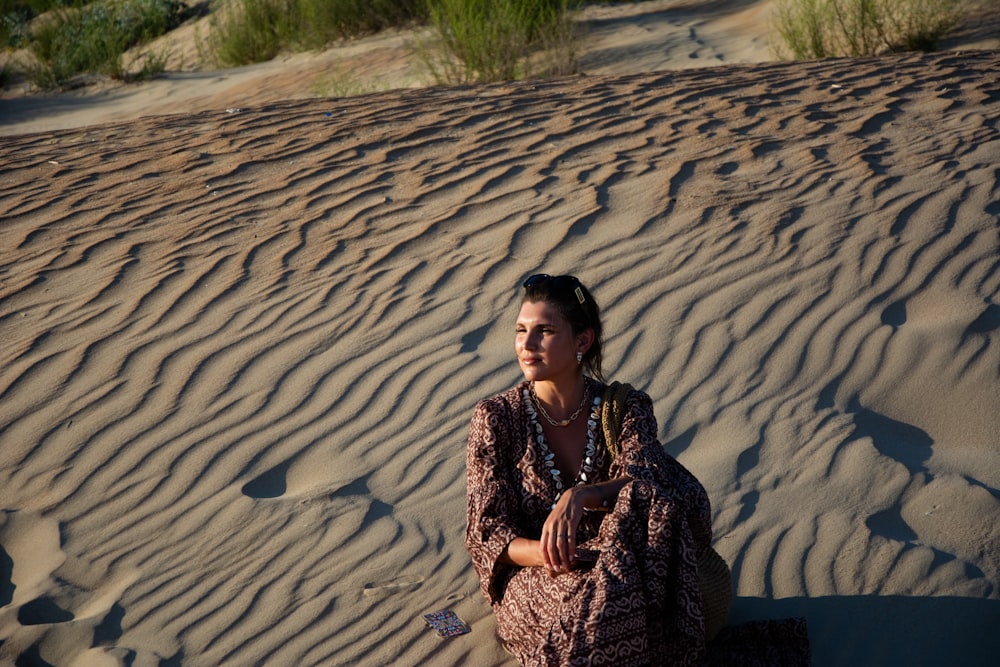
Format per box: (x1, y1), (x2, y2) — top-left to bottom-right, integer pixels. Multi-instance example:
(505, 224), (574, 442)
(530, 382), (589, 427)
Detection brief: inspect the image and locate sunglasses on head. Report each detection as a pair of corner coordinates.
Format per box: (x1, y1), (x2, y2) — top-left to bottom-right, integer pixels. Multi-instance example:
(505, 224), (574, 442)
(522, 274), (586, 306)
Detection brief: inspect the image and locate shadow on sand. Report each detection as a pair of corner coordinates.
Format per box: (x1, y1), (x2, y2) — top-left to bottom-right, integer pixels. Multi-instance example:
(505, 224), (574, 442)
(731, 594), (1000, 666)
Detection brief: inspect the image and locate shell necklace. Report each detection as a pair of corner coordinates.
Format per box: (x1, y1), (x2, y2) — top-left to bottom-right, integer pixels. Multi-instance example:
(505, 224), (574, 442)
(524, 384), (603, 509)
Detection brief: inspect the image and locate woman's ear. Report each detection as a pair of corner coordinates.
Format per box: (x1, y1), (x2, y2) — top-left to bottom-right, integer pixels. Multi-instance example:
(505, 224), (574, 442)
(576, 328), (595, 356)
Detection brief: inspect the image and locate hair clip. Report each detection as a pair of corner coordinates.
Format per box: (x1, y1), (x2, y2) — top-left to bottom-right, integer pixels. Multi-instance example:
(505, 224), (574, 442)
(574, 287), (585, 305)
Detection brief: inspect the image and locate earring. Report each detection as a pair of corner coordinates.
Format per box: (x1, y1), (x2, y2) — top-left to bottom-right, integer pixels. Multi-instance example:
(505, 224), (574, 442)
(576, 352), (583, 365)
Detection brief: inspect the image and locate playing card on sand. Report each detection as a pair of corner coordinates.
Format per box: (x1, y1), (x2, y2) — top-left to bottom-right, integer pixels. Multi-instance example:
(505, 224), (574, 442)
(423, 610), (471, 638)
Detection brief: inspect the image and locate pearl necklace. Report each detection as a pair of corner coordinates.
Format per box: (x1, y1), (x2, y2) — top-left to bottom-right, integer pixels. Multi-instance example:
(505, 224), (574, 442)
(524, 386), (603, 509)
(529, 382), (590, 427)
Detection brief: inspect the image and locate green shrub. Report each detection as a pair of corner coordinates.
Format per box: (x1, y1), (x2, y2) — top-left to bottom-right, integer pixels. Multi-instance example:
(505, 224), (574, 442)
(883, 0), (969, 51)
(204, 0), (427, 67)
(423, 0), (579, 84)
(205, 0), (292, 66)
(296, 0), (426, 44)
(772, 0), (968, 59)
(0, 0), (80, 10)
(1, 0), (83, 47)
(19, 0), (187, 86)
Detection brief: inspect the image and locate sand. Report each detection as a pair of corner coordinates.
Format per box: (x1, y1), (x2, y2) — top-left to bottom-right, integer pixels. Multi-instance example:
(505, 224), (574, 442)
(0, 0), (922, 137)
(1, 1), (999, 666)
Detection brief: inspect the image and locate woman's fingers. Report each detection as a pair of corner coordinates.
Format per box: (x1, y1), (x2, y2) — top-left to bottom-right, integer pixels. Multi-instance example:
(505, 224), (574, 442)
(541, 532), (557, 575)
(543, 493), (585, 575)
(560, 530), (576, 572)
(543, 527), (575, 575)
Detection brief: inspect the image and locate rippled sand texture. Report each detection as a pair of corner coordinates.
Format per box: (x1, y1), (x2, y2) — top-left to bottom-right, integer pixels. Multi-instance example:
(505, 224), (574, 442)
(2, 51), (999, 666)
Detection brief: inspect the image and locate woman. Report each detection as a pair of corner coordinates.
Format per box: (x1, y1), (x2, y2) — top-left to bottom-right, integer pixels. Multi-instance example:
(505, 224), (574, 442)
(465, 274), (715, 666)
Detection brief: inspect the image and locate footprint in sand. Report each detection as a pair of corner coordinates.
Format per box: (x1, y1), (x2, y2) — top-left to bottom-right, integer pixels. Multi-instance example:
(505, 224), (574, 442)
(362, 574), (425, 598)
(241, 450), (371, 502)
(0, 510), (142, 665)
(241, 456), (394, 522)
(16, 595), (75, 625)
(0, 509), (65, 607)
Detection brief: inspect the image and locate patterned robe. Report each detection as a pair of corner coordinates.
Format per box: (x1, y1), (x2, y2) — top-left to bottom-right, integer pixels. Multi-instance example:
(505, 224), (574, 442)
(466, 379), (713, 667)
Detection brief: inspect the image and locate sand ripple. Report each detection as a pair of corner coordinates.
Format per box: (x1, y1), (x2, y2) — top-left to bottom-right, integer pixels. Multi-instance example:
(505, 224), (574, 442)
(1, 51), (999, 665)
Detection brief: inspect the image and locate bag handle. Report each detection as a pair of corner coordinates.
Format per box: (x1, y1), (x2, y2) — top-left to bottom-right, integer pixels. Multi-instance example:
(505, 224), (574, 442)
(600, 381), (633, 461)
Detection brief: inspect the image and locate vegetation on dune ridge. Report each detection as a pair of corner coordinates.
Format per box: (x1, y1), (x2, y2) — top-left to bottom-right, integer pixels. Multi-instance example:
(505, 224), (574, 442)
(203, 0), (428, 68)
(772, 0), (971, 59)
(0, 0), (986, 92)
(422, 0), (580, 84)
(204, 0), (580, 83)
(3, 0), (190, 87)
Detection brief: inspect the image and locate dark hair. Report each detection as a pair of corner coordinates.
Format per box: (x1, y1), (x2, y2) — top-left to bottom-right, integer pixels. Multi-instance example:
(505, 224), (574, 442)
(522, 274), (605, 382)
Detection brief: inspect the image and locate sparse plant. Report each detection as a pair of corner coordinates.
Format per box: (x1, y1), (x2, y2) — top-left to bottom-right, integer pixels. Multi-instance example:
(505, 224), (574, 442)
(120, 43), (170, 80)
(883, 0), (968, 51)
(772, 0), (968, 59)
(295, 0), (426, 45)
(0, 1), (83, 48)
(422, 0), (580, 85)
(203, 0), (427, 67)
(17, 0), (187, 87)
(311, 62), (389, 97)
(204, 0), (292, 66)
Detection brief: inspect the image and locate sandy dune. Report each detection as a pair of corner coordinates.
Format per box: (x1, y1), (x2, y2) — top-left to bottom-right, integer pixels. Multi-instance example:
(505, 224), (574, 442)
(3, 49), (999, 666)
(2, 0), (997, 136)
(1, 3), (1000, 666)
(2, 0), (804, 136)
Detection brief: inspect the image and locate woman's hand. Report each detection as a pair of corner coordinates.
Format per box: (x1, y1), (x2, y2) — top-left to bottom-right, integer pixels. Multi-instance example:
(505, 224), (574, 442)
(541, 486), (599, 576)
(501, 483), (625, 575)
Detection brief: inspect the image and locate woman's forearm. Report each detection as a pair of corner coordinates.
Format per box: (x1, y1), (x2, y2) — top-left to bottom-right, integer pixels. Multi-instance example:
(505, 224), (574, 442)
(499, 537), (544, 567)
(582, 477), (631, 511)
(498, 477), (631, 568)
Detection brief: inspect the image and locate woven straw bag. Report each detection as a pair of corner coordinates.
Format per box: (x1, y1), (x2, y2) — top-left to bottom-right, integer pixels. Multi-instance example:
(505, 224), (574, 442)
(601, 381), (732, 640)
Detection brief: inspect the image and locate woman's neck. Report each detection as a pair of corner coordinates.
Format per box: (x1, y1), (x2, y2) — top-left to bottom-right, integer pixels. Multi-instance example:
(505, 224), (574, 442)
(531, 375), (587, 419)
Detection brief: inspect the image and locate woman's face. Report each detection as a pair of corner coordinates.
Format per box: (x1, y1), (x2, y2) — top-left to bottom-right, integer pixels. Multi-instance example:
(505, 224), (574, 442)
(515, 300), (587, 384)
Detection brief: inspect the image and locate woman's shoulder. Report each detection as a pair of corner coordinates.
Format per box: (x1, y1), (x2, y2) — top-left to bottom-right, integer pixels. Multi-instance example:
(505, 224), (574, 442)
(473, 382), (528, 416)
(468, 383), (528, 455)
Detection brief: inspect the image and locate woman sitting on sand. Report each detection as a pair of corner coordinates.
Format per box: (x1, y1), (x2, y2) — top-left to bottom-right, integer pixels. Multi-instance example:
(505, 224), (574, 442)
(465, 273), (809, 666)
(465, 273), (716, 666)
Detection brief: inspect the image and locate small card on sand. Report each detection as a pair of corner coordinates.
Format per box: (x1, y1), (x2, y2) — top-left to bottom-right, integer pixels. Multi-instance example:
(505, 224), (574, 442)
(423, 609), (471, 638)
